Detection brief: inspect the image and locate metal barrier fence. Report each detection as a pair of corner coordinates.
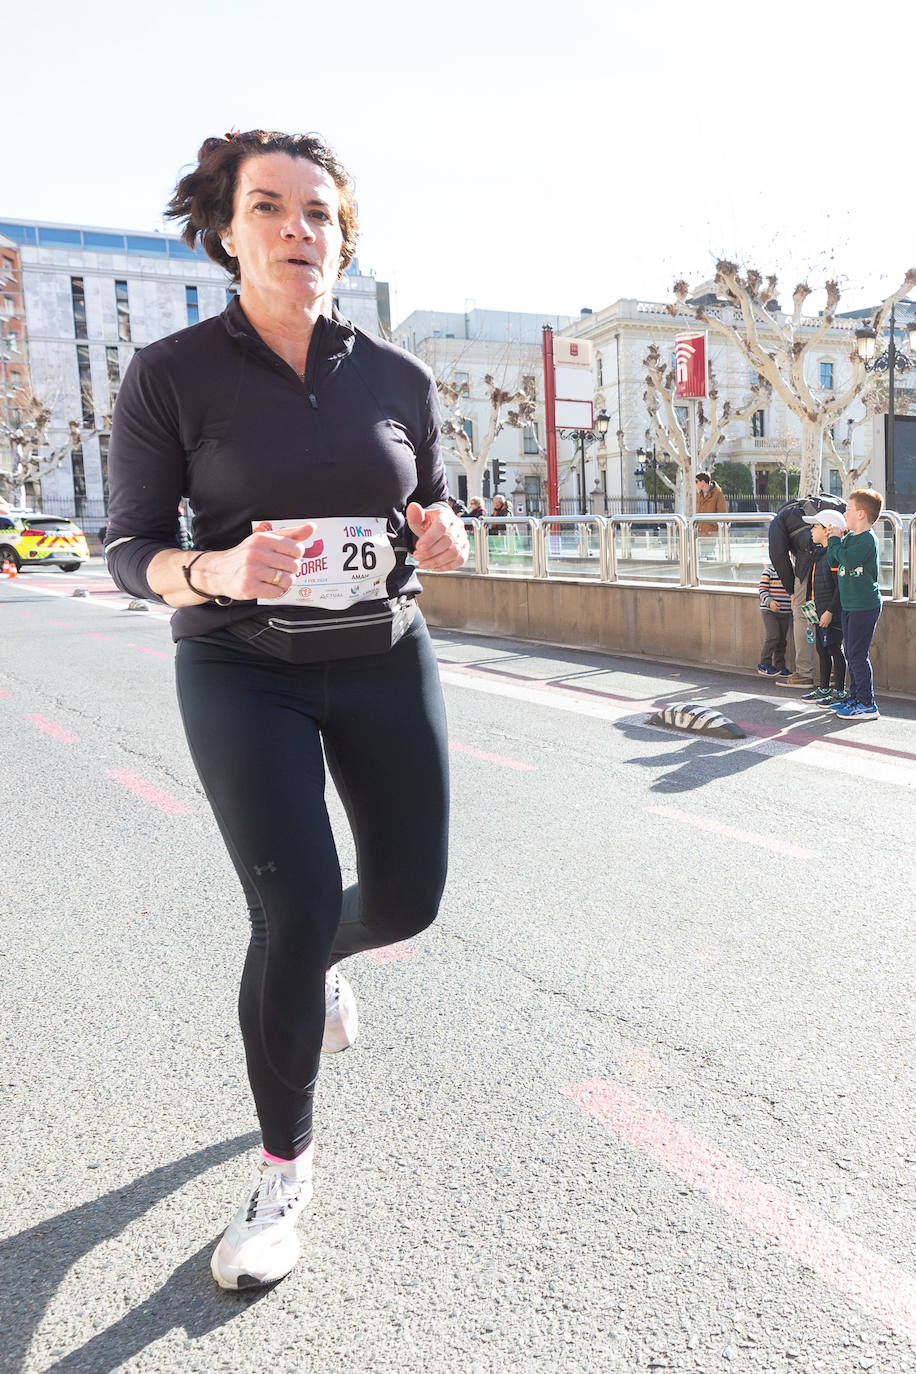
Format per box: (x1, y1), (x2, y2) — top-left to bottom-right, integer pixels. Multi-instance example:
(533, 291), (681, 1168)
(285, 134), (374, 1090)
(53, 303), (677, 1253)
(460, 512), (915, 602)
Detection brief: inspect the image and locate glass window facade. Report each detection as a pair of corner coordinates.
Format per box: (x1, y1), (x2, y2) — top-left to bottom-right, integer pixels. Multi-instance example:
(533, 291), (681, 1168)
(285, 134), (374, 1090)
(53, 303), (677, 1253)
(185, 285), (199, 326)
(820, 361), (834, 389)
(106, 346), (121, 407)
(70, 277), (87, 339)
(76, 344), (94, 427)
(115, 281), (131, 342)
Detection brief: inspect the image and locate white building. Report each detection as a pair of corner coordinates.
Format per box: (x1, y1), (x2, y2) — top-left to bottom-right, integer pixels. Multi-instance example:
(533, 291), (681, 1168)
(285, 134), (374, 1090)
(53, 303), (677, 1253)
(394, 307), (593, 510)
(560, 293), (884, 509)
(0, 217), (385, 516)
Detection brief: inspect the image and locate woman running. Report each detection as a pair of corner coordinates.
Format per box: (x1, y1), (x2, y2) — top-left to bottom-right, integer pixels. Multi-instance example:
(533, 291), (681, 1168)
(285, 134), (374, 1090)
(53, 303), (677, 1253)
(105, 129), (467, 1289)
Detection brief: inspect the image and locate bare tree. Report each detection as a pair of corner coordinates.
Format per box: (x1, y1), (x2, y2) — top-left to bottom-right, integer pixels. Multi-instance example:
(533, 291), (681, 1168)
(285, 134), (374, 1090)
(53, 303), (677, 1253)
(643, 346), (769, 514)
(438, 374), (537, 501)
(0, 381), (110, 504)
(669, 262), (916, 495)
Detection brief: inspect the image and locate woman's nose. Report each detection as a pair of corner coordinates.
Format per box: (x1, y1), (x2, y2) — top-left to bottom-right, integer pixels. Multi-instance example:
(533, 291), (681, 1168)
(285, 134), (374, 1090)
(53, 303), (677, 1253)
(282, 212), (315, 240)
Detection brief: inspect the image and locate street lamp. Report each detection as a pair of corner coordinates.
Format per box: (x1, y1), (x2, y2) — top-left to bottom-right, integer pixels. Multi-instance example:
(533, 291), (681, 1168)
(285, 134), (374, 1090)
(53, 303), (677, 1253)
(634, 443), (662, 514)
(557, 409), (610, 513)
(855, 304), (916, 508)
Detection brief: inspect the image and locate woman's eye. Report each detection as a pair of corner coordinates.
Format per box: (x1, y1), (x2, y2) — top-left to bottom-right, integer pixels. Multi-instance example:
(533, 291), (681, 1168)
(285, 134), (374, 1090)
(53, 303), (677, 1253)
(253, 201), (277, 212)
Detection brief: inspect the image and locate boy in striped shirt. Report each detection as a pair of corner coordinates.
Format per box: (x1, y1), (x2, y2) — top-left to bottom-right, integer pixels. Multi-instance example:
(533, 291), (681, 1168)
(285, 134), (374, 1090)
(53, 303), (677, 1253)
(757, 564), (793, 677)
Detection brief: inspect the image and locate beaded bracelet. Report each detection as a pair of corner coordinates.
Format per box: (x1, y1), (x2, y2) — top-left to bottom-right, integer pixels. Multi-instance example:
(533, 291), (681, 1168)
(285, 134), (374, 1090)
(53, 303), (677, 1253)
(182, 551), (232, 606)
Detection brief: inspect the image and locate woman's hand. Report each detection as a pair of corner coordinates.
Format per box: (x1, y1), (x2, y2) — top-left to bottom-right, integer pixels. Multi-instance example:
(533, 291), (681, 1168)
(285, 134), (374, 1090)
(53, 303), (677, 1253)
(147, 521), (316, 606)
(819, 610), (833, 628)
(406, 502), (469, 571)
(202, 521), (317, 601)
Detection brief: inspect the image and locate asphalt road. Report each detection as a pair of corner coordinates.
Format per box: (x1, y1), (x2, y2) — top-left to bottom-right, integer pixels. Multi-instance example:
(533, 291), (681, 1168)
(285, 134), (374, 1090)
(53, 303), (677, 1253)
(1, 563), (915, 1374)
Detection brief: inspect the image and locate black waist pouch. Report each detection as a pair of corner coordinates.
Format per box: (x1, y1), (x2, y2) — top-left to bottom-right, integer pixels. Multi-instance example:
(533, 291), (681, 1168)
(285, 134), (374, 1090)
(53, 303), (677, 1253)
(227, 596), (417, 664)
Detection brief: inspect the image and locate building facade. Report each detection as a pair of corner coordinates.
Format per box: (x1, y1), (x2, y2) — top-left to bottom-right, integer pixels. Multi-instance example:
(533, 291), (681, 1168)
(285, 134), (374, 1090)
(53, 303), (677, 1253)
(560, 294), (880, 509)
(0, 234), (30, 497)
(393, 307), (590, 510)
(0, 217), (385, 516)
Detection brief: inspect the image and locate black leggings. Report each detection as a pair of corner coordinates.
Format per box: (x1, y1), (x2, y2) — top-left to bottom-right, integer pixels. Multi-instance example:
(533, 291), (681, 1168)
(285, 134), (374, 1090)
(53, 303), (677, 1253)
(175, 612), (449, 1158)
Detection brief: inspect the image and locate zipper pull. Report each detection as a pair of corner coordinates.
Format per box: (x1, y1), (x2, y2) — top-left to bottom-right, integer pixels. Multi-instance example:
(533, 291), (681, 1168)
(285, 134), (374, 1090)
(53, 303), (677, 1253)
(309, 393), (318, 409)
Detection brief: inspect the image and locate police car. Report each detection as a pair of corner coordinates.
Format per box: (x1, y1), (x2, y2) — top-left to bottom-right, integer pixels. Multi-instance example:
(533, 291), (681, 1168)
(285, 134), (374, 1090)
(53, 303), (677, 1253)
(0, 510), (90, 572)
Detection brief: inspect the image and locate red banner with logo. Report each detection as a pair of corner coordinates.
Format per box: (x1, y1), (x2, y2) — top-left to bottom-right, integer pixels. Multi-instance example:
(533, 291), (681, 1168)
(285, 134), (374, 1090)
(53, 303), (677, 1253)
(675, 332), (707, 399)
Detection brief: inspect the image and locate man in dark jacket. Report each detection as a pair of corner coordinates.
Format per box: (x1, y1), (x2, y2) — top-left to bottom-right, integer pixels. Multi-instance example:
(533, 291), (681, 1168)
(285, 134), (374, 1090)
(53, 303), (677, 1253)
(768, 492), (845, 686)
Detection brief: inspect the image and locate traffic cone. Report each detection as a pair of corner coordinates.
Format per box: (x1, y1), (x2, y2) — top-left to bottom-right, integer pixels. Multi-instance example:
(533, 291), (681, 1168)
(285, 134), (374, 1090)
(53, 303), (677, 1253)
(1, 560), (10, 577)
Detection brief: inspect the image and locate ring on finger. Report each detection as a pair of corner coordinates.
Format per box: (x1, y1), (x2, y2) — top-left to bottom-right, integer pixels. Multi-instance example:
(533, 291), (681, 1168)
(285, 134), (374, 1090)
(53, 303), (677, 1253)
(271, 569), (282, 586)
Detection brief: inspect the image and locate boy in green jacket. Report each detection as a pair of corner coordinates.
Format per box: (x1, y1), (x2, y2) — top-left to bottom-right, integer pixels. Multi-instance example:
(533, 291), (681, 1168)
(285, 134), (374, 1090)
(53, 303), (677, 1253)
(826, 487), (883, 721)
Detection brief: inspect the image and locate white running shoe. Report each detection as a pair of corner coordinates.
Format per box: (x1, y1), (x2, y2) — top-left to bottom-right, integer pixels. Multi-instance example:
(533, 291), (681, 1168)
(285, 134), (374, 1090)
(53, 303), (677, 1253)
(322, 966), (359, 1053)
(210, 1144), (314, 1290)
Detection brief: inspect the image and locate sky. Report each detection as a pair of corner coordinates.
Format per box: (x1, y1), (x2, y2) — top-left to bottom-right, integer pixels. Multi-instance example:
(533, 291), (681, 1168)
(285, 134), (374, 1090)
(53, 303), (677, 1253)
(6, 0), (915, 326)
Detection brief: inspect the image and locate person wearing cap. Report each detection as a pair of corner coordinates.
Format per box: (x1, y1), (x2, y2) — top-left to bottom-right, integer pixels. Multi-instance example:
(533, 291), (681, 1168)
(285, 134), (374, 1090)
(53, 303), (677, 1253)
(768, 493), (846, 688)
(800, 508), (846, 705)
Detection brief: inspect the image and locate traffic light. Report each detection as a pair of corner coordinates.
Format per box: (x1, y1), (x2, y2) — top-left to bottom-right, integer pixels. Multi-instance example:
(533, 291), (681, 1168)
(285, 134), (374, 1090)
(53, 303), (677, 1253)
(492, 459), (506, 491)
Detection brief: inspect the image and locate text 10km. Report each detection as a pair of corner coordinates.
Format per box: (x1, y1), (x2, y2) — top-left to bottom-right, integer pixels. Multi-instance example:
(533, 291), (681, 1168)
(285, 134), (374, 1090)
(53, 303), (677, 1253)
(343, 524), (374, 538)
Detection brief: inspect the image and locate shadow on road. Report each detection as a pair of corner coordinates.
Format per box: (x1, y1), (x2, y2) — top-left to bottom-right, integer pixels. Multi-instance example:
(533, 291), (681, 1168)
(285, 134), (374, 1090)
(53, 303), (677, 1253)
(614, 693), (864, 794)
(1, 1131), (262, 1373)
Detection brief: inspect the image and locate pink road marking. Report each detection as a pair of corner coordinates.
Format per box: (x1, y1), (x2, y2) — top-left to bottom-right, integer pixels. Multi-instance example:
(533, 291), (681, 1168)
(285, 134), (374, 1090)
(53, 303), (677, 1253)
(105, 769), (191, 815)
(448, 740), (534, 772)
(135, 647), (171, 659)
(733, 716), (916, 765)
(368, 941), (415, 964)
(645, 804), (817, 859)
(48, 619), (69, 628)
(0, 688), (11, 698)
(24, 713), (81, 744)
(88, 632), (115, 642)
(16, 608), (36, 616)
(565, 1078), (916, 1343)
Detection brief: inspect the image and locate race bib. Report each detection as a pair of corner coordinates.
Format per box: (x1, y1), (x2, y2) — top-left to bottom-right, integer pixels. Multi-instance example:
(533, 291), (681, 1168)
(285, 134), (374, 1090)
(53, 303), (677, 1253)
(255, 517), (396, 609)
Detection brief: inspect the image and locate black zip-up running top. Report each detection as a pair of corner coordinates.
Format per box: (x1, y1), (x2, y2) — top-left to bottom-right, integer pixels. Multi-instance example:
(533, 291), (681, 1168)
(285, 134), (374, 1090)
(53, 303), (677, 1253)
(105, 296), (447, 640)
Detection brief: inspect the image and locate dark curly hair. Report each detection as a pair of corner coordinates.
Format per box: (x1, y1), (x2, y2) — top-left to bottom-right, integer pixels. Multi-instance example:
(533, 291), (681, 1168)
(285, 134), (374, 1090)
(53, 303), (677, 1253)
(164, 129), (358, 282)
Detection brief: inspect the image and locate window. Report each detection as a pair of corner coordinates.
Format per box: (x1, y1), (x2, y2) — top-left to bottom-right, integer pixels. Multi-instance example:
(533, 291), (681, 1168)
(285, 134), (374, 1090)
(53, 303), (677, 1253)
(523, 424), (539, 455)
(453, 370), (469, 397)
(820, 361), (834, 389)
(71, 443), (86, 504)
(462, 418), (474, 446)
(185, 285), (199, 326)
(125, 235), (167, 255)
(98, 434), (110, 502)
(751, 410), (766, 438)
(115, 281), (131, 342)
(521, 373), (536, 398)
(76, 345), (94, 427)
(70, 277), (87, 340)
(828, 468), (842, 496)
(37, 227), (81, 246)
(106, 347), (121, 406)
(596, 354), (603, 386)
(674, 405), (688, 430)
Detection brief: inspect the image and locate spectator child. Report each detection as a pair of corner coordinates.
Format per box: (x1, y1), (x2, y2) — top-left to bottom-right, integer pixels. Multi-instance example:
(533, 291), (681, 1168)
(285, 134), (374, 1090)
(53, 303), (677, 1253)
(757, 564), (793, 677)
(824, 487), (884, 721)
(800, 509), (846, 705)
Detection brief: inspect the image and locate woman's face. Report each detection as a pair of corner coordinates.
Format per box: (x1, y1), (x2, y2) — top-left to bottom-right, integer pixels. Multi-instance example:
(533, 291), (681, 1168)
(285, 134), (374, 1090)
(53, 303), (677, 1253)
(223, 152), (344, 314)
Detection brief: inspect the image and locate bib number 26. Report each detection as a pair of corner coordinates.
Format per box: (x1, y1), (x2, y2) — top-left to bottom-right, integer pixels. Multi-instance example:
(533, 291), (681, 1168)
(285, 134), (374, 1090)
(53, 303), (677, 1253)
(342, 541), (378, 571)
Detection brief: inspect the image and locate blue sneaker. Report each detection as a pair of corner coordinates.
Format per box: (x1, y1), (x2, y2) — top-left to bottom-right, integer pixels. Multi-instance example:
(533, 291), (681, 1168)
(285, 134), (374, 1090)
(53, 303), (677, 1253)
(774, 668), (791, 679)
(854, 702), (880, 720)
(757, 662), (778, 675)
(827, 693), (852, 712)
(833, 701), (860, 717)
